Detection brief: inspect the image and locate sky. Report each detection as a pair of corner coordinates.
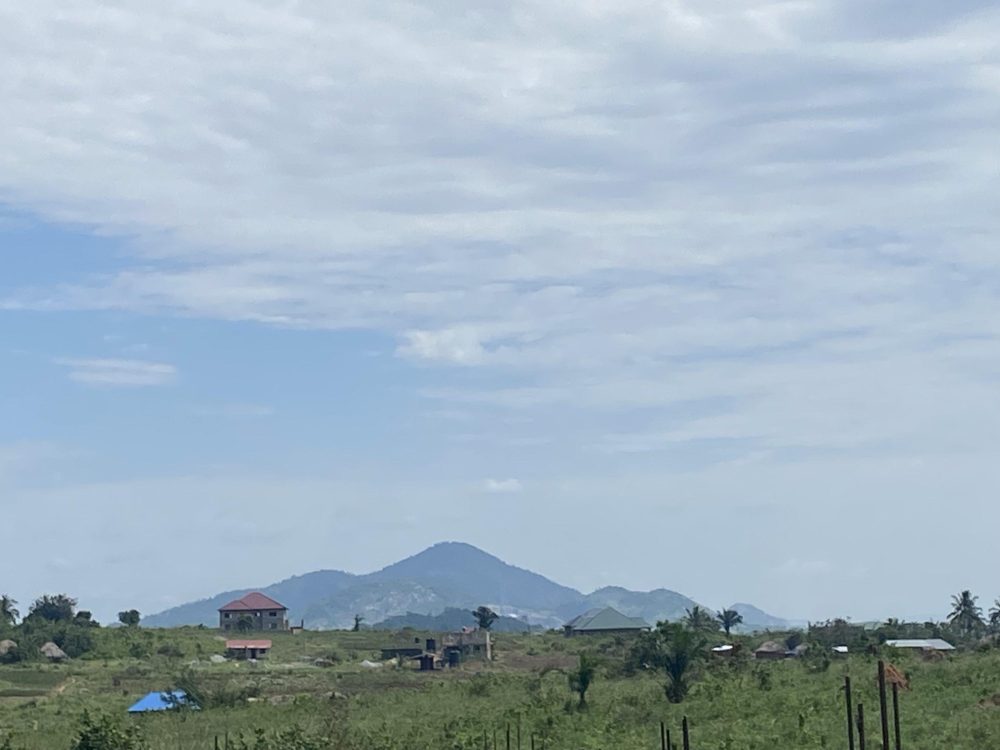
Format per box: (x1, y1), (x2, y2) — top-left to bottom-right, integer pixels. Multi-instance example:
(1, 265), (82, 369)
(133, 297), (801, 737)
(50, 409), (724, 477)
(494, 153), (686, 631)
(1, 1), (999, 625)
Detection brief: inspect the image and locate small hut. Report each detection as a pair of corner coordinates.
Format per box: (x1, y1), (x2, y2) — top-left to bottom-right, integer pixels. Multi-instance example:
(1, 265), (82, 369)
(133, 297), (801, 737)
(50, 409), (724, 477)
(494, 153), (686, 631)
(754, 640), (786, 660)
(40, 642), (68, 661)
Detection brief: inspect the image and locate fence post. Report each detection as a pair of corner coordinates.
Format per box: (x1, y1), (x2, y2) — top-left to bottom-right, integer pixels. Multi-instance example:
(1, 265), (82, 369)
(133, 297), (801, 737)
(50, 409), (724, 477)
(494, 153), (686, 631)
(857, 703), (866, 750)
(878, 661), (890, 750)
(660, 721), (666, 750)
(506, 723), (511, 750)
(682, 716), (690, 750)
(667, 728), (673, 750)
(845, 675), (855, 750)
(892, 682), (902, 750)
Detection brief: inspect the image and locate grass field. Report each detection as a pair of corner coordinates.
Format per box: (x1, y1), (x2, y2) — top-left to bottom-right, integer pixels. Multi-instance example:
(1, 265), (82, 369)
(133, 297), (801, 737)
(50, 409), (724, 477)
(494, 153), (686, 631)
(3, 628), (1000, 749)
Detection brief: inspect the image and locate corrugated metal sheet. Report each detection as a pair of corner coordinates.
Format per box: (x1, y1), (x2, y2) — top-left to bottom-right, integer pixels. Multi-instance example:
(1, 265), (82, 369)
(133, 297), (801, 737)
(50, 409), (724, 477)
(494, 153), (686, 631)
(885, 638), (955, 651)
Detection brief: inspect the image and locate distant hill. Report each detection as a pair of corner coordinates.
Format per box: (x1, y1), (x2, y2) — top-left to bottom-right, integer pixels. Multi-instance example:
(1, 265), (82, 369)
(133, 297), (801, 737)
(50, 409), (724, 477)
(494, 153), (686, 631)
(141, 569), (356, 628)
(730, 602), (793, 632)
(372, 607), (537, 633)
(565, 586), (698, 624)
(368, 542), (582, 612)
(143, 541), (794, 631)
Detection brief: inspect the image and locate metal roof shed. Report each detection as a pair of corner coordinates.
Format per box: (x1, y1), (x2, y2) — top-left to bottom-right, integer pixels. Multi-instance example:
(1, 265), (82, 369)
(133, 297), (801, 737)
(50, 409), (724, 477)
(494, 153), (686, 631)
(884, 638), (955, 651)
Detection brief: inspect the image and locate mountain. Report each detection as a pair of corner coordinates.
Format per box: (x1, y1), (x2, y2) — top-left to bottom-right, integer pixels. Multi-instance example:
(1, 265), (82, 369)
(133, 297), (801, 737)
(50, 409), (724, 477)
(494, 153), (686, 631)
(142, 569), (356, 628)
(372, 607), (537, 633)
(565, 586), (699, 624)
(729, 602), (793, 632)
(368, 542), (582, 612)
(144, 541), (795, 631)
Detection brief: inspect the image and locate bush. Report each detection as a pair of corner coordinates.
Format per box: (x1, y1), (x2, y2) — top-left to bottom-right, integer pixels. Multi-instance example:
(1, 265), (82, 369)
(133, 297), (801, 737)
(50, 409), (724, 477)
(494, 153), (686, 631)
(70, 712), (148, 750)
(156, 643), (184, 658)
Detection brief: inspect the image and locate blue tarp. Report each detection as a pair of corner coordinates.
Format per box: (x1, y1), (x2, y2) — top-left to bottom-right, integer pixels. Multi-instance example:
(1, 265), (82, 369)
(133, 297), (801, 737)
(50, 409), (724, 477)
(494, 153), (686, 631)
(127, 690), (197, 713)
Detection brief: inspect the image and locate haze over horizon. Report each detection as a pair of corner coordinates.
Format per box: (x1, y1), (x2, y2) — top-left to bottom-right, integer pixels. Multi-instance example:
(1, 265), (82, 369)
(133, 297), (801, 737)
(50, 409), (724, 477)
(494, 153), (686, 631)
(2, 1), (998, 627)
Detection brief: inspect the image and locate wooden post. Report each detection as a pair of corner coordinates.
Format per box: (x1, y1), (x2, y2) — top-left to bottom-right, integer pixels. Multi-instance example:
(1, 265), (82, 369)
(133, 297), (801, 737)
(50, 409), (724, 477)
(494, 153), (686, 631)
(878, 661), (890, 750)
(682, 716), (690, 750)
(493, 729), (497, 750)
(857, 703), (866, 750)
(214, 737), (219, 750)
(517, 719), (521, 750)
(506, 723), (511, 750)
(892, 683), (902, 750)
(667, 728), (673, 750)
(845, 676), (855, 750)
(660, 721), (666, 750)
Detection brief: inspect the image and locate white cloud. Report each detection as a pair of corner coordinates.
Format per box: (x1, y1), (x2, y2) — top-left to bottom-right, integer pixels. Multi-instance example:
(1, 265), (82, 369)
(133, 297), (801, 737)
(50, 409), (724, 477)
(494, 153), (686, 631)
(482, 478), (524, 494)
(0, 4), (996, 485)
(54, 358), (177, 387)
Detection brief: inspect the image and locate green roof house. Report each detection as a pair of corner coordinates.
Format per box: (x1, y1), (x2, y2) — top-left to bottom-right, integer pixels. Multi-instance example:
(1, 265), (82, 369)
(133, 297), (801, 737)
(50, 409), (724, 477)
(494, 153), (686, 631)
(563, 607), (651, 637)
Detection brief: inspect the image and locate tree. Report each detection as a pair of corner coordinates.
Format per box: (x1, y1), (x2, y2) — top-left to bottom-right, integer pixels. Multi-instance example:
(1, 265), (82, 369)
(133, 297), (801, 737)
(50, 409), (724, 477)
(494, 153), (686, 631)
(567, 652), (597, 709)
(472, 606), (498, 631)
(27, 594), (77, 623)
(659, 623), (705, 703)
(989, 600), (1000, 634)
(948, 590), (984, 637)
(715, 609), (743, 637)
(627, 622), (706, 703)
(352, 614), (364, 632)
(118, 610), (141, 627)
(74, 611), (99, 628)
(235, 615), (254, 633)
(0, 595), (18, 627)
(683, 606), (718, 633)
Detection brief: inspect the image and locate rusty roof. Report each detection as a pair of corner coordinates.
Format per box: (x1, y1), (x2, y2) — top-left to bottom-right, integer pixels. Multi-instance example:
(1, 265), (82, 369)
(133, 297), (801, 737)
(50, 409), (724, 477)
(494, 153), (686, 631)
(218, 592), (287, 612)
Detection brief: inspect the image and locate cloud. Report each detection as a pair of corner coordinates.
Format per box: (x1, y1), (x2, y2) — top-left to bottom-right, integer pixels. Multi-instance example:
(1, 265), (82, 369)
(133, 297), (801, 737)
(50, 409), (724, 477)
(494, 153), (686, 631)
(0, 0), (997, 462)
(482, 478), (524, 494)
(54, 358), (177, 387)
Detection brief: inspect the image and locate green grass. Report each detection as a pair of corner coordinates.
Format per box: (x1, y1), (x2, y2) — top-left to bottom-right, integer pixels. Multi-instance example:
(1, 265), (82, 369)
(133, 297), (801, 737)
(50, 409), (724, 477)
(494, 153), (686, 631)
(4, 629), (1000, 749)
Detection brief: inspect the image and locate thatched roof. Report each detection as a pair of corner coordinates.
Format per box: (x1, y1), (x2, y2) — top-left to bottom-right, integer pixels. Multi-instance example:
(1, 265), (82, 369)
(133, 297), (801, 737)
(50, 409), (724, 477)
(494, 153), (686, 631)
(755, 640), (785, 654)
(0, 639), (16, 656)
(40, 641), (68, 660)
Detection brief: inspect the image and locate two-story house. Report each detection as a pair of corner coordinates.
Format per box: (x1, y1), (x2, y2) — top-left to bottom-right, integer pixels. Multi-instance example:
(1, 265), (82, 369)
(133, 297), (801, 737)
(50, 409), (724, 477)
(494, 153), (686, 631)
(218, 592), (289, 632)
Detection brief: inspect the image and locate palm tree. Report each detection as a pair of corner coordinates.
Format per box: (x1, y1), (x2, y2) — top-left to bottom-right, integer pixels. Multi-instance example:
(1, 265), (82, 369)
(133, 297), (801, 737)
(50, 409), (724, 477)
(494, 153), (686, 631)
(567, 652), (597, 709)
(948, 590), (984, 636)
(715, 609), (743, 637)
(0, 595), (18, 626)
(988, 600), (1000, 634)
(660, 624), (705, 703)
(683, 606), (718, 633)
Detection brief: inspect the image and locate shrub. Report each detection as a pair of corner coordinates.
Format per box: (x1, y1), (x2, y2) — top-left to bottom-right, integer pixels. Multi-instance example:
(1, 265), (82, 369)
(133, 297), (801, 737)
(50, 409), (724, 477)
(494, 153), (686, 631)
(70, 712), (148, 750)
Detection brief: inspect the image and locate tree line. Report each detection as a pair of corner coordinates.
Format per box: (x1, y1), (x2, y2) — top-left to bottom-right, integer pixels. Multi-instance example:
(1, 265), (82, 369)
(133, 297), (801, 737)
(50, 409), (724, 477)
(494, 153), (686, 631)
(0, 593), (142, 663)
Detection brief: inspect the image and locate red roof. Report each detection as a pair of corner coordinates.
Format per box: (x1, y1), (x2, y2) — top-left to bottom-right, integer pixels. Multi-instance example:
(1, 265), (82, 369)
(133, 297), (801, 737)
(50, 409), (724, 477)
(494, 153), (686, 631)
(218, 592), (286, 612)
(225, 640), (272, 649)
